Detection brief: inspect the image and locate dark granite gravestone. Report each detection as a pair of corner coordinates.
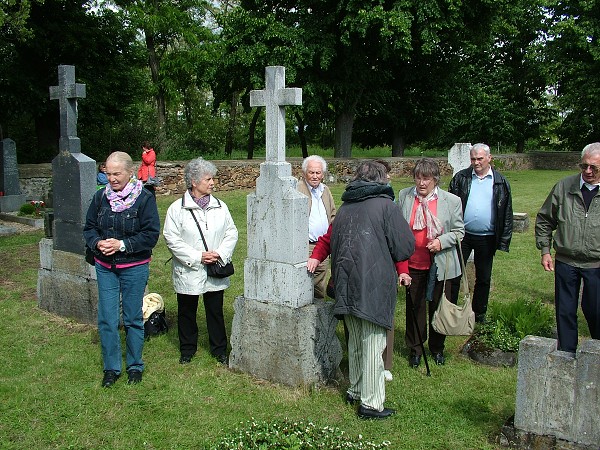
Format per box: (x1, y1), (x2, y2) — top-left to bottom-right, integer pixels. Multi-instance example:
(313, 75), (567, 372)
(48, 65), (96, 254)
(0, 138), (26, 212)
(38, 65), (99, 324)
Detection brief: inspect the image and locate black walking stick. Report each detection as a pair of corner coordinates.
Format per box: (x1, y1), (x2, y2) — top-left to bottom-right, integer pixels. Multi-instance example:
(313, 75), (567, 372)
(407, 286), (431, 377)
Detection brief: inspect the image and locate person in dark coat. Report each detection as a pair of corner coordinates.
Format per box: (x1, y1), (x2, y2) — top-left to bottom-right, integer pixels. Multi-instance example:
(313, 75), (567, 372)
(331, 160), (415, 420)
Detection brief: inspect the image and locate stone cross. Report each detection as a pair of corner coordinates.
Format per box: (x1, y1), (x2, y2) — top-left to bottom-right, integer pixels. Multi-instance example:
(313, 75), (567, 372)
(250, 66), (302, 162)
(49, 65), (86, 153)
(230, 66), (342, 386)
(48, 65), (96, 254)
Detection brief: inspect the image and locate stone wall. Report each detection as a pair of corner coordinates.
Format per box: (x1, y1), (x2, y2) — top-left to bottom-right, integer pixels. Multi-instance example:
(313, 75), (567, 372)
(17, 152), (581, 203)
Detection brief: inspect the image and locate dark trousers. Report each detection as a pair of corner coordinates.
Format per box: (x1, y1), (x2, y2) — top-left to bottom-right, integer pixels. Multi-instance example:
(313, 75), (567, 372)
(405, 268), (449, 356)
(450, 233), (496, 315)
(177, 291), (227, 358)
(555, 261), (600, 352)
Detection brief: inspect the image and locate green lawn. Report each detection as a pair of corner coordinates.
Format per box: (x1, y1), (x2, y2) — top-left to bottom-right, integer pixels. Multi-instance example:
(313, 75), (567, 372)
(0, 169), (586, 449)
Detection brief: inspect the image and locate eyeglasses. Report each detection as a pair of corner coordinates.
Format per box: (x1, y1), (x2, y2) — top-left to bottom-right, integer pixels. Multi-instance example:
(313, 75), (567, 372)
(579, 163), (600, 173)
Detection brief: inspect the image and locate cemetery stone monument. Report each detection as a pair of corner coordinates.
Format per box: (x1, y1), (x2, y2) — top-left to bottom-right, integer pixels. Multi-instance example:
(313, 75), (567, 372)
(511, 336), (600, 447)
(37, 65), (99, 324)
(0, 138), (27, 212)
(229, 66), (342, 386)
(448, 142), (472, 175)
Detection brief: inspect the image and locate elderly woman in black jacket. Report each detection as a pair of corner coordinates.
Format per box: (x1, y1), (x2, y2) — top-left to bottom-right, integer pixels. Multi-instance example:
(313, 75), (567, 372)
(331, 160), (415, 420)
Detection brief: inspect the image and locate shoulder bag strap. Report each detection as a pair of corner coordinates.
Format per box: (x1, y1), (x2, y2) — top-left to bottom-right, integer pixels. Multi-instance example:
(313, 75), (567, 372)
(189, 208), (209, 252)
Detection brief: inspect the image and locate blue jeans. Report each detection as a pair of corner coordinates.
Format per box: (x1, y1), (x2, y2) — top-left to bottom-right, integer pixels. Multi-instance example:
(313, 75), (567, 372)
(96, 262), (149, 374)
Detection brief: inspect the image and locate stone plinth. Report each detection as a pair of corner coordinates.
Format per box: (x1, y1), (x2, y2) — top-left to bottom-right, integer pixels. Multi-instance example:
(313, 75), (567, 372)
(229, 296), (342, 386)
(37, 238), (98, 324)
(514, 336), (600, 447)
(513, 212), (529, 233)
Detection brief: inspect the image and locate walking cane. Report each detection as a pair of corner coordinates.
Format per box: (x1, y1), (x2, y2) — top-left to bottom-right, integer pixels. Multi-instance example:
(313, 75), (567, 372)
(407, 286), (431, 377)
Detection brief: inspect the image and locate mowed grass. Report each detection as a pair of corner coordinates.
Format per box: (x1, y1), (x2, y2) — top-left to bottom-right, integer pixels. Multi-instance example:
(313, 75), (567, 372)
(0, 169), (587, 449)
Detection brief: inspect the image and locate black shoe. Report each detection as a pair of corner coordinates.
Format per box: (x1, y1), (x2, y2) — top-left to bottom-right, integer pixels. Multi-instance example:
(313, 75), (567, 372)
(357, 404), (396, 420)
(179, 355), (192, 364)
(432, 352), (445, 365)
(127, 370), (142, 385)
(475, 313), (487, 323)
(215, 354), (228, 365)
(409, 354), (421, 368)
(102, 370), (119, 388)
(345, 393), (359, 405)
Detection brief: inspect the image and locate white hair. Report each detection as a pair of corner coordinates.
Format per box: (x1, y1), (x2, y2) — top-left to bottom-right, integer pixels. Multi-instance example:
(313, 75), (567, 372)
(582, 142), (600, 158)
(302, 155), (327, 174)
(471, 143), (491, 155)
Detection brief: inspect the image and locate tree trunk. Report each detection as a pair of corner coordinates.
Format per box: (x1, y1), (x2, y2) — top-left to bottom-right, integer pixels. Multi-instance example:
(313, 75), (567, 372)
(516, 139), (525, 153)
(247, 107), (261, 160)
(145, 30), (166, 135)
(224, 91), (239, 157)
(391, 129), (405, 156)
(295, 111), (308, 158)
(334, 111), (354, 157)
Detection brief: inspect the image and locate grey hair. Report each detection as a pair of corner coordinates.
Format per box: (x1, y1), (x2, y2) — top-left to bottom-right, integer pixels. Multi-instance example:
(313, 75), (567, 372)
(412, 158), (441, 185)
(184, 157), (217, 188)
(302, 155), (327, 174)
(581, 142), (600, 158)
(106, 151), (134, 171)
(471, 143), (491, 155)
(352, 160), (388, 183)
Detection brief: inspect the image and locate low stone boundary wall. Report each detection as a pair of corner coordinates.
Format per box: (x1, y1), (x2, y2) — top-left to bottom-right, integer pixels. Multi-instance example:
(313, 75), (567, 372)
(17, 152), (581, 203)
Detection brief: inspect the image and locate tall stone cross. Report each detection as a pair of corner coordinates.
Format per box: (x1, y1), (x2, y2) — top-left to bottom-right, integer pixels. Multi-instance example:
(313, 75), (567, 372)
(48, 65), (95, 254)
(49, 65), (86, 153)
(230, 66), (342, 386)
(250, 66), (302, 162)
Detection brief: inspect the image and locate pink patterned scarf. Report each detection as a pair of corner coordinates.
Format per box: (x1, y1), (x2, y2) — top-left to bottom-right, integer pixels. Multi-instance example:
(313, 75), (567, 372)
(413, 189), (444, 239)
(105, 178), (143, 212)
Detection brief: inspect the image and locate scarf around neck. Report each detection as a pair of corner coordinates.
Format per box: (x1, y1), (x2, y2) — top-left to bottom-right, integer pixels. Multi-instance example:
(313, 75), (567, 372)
(413, 188), (444, 239)
(105, 178), (143, 212)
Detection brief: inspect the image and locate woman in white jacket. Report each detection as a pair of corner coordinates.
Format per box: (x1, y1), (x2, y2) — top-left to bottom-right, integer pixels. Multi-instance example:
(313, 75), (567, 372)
(163, 158), (238, 365)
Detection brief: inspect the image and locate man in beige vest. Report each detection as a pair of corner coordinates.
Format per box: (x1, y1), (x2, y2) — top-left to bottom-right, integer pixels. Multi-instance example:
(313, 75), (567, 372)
(297, 155), (336, 298)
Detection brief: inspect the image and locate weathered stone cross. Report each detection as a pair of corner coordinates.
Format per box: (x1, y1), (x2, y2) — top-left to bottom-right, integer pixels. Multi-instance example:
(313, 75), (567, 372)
(49, 65), (86, 153)
(250, 66), (302, 162)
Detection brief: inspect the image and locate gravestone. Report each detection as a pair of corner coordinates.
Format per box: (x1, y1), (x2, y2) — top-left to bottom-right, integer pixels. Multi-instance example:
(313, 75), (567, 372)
(448, 142), (472, 175)
(0, 138), (27, 212)
(37, 65), (98, 324)
(511, 336), (600, 447)
(229, 66), (342, 386)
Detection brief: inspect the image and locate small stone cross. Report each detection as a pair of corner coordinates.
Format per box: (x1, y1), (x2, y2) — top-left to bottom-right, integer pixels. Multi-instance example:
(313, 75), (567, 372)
(49, 65), (86, 147)
(250, 66), (302, 162)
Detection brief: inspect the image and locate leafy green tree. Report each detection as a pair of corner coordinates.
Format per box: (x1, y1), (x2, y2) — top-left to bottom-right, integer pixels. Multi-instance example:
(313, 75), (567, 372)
(0, 0), (148, 162)
(546, 0), (600, 151)
(108, 0), (217, 149)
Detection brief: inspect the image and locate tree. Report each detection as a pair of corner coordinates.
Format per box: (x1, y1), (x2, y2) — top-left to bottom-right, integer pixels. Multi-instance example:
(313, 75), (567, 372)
(546, 0), (600, 151)
(0, 0), (148, 162)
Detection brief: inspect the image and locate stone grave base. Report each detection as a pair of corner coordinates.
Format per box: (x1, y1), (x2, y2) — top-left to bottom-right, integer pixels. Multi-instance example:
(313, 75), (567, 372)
(37, 238), (98, 324)
(0, 211), (44, 228)
(500, 415), (597, 450)
(229, 296), (343, 387)
(0, 194), (26, 213)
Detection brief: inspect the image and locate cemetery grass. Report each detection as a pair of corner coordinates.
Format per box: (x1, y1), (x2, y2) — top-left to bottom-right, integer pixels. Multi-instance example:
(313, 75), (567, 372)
(0, 169), (590, 449)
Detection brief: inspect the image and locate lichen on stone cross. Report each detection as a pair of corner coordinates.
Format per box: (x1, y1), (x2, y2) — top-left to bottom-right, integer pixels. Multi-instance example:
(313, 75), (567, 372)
(250, 66), (302, 162)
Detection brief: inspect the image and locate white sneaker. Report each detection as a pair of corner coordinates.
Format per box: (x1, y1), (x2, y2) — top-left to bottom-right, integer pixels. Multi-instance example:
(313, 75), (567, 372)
(383, 370), (393, 381)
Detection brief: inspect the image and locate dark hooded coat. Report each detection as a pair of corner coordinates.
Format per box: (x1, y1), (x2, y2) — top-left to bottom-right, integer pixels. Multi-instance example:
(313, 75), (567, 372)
(331, 181), (415, 330)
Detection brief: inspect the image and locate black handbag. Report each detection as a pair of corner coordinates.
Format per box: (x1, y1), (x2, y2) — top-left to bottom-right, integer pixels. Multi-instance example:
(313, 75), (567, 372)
(189, 208), (234, 279)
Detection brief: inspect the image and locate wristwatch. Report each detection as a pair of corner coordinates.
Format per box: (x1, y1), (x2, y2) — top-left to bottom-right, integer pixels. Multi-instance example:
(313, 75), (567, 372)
(119, 240), (126, 252)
